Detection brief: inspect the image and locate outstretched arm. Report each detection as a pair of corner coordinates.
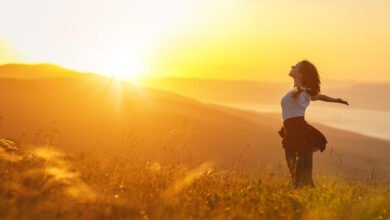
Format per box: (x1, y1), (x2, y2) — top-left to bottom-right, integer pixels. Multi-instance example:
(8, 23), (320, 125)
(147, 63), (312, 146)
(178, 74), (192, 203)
(311, 94), (349, 105)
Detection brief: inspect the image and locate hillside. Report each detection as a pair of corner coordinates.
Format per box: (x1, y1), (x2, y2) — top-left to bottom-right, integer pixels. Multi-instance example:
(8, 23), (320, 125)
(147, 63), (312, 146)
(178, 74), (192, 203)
(0, 63), (389, 176)
(139, 77), (390, 111)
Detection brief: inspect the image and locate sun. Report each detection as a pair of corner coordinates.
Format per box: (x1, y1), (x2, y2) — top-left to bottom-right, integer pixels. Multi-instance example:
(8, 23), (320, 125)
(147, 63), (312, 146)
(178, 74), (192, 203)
(99, 52), (144, 82)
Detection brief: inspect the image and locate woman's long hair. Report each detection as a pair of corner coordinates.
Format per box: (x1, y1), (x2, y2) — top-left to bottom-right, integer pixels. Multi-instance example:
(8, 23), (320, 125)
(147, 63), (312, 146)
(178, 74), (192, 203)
(292, 60), (321, 97)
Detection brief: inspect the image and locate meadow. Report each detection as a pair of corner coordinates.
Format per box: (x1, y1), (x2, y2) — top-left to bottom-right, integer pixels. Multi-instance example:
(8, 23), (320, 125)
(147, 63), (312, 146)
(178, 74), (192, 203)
(1, 140), (389, 220)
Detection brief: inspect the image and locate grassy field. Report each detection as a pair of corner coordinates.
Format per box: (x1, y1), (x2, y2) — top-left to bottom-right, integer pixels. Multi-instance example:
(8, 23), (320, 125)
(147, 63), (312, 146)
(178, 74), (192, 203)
(1, 143), (390, 220)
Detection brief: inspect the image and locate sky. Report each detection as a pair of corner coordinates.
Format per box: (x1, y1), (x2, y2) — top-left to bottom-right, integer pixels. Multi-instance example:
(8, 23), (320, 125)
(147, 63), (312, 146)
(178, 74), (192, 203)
(0, 0), (389, 82)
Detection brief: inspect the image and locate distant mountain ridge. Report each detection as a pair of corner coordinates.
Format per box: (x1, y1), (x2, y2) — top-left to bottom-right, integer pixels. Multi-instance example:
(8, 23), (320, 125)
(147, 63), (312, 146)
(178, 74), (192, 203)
(139, 77), (390, 111)
(0, 63), (92, 79)
(1, 63), (390, 111)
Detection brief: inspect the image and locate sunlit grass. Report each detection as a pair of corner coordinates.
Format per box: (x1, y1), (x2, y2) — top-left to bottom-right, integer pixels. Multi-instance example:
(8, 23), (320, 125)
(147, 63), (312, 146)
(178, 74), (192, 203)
(0, 143), (389, 219)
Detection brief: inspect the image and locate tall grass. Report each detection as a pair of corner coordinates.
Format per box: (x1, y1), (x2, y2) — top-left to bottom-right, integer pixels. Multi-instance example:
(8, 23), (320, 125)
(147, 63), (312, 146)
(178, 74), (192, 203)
(0, 143), (390, 220)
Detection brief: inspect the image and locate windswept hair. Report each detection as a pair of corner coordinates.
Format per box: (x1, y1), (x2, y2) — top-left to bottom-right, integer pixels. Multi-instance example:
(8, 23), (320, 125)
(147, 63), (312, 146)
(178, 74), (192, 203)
(291, 60), (321, 98)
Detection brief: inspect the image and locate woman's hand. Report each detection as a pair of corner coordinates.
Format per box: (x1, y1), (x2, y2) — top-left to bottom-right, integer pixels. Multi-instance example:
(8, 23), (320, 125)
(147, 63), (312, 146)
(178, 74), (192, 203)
(336, 98), (349, 105)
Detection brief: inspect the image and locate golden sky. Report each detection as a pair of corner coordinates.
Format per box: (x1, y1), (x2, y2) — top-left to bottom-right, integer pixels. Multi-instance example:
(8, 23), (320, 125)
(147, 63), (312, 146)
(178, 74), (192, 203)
(0, 0), (389, 82)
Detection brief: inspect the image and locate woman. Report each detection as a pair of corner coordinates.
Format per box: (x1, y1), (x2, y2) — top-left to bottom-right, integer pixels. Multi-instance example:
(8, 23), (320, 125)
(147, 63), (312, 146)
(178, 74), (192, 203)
(278, 60), (349, 188)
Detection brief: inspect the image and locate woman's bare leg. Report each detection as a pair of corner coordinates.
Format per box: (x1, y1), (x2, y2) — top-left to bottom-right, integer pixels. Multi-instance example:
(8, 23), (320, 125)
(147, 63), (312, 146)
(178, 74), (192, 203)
(285, 148), (298, 188)
(296, 151), (315, 188)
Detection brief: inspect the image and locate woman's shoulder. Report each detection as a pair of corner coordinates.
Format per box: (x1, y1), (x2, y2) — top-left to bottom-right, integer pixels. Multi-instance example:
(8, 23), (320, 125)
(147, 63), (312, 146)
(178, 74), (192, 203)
(290, 86), (311, 98)
(301, 91), (311, 101)
(298, 86), (312, 96)
(295, 86), (312, 101)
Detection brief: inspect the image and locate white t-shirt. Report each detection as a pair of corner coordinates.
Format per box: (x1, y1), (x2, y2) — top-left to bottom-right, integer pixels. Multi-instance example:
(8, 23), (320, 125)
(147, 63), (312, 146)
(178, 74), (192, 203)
(281, 89), (311, 121)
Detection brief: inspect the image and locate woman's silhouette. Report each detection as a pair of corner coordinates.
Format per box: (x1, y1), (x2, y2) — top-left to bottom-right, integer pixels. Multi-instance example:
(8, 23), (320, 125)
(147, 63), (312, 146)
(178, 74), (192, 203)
(278, 60), (349, 188)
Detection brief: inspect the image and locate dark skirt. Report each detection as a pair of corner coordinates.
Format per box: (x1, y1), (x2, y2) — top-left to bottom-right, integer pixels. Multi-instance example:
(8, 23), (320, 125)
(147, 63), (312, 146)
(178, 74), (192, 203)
(278, 116), (327, 153)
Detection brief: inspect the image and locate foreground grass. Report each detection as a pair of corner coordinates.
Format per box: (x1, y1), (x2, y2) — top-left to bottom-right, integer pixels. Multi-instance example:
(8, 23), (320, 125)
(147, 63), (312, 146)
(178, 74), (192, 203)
(0, 145), (389, 220)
